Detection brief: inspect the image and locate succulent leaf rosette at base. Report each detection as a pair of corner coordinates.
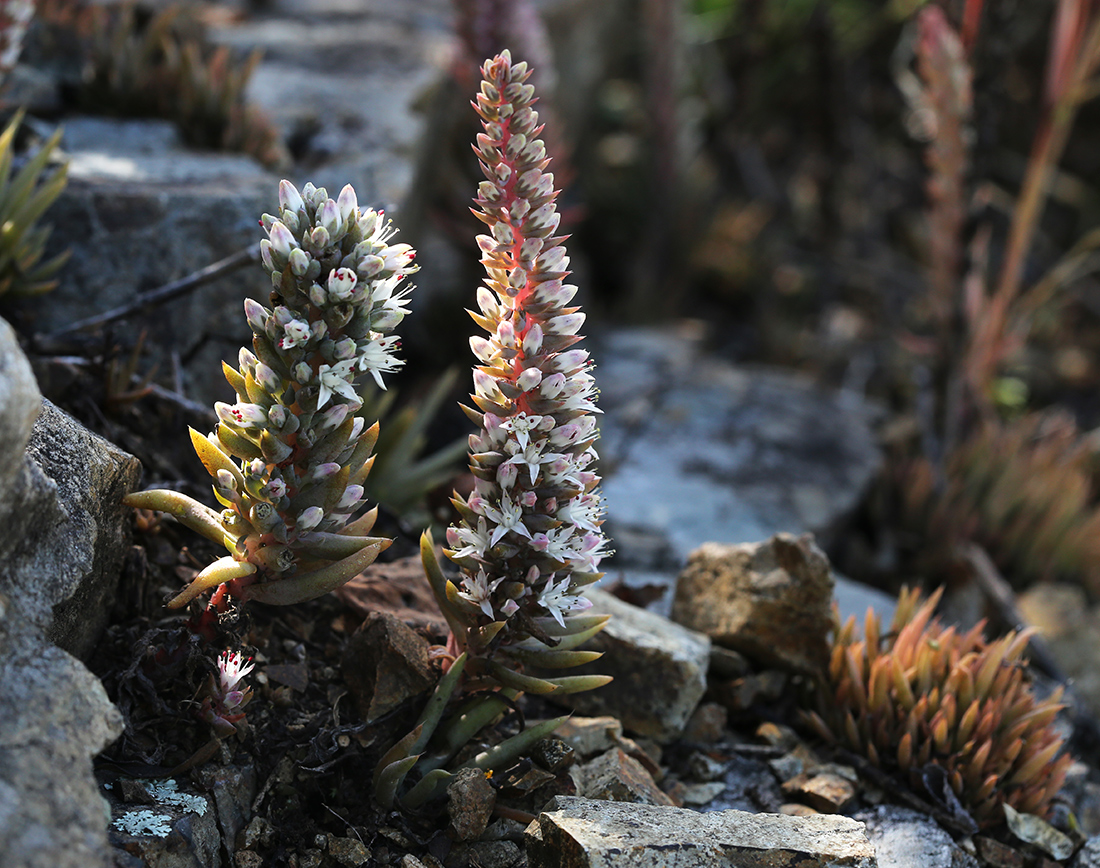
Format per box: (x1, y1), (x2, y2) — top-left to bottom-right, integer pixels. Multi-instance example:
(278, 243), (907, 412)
(125, 180), (417, 610)
(373, 50), (612, 811)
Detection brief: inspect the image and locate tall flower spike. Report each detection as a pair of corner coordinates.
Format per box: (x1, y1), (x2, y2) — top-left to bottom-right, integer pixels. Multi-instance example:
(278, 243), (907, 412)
(375, 52), (611, 812)
(427, 49), (612, 695)
(125, 180), (417, 608)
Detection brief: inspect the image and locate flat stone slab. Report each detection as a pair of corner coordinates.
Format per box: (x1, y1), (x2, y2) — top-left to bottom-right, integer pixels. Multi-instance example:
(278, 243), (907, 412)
(596, 327), (882, 564)
(526, 797), (877, 868)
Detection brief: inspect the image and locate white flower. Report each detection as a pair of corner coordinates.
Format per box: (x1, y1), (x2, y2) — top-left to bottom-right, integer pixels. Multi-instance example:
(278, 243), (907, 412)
(538, 575), (592, 628)
(457, 569), (503, 619)
(356, 334), (403, 389)
(297, 506), (324, 532)
(571, 532), (610, 572)
(279, 318), (311, 350)
(218, 650), (254, 695)
(317, 360), (358, 409)
(500, 413), (543, 450)
(530, 526), (579, 563)
(483, 495), (532, 546)
(216, 402), (268, 429)
(327, 267), (359, 302)
(448, 517), (492, 559)
(504, 438), (565, 486)
(557, 493), (603, 533)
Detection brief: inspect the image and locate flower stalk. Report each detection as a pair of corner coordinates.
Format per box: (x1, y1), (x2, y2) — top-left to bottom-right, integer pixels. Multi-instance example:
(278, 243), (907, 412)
(125, 180), (416, 609)
(374, 50), (611, 810)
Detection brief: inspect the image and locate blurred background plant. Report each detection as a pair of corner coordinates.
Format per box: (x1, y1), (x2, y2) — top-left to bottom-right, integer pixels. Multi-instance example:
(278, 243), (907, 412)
(0, 108), (68, 300)
(806, 587), (1072, 829)
(30, 0), (286, 167)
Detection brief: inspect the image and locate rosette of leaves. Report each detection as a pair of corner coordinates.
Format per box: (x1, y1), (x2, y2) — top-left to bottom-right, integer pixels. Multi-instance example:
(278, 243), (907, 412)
(125, 180), (416, 609)
(374, 50), (611, 810)
(804, 587), (1072, 828)
(0, 109), (69, 298)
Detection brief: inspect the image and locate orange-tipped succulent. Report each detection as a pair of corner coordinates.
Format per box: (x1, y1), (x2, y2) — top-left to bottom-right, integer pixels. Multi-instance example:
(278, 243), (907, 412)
(805, 587), (1072, 827)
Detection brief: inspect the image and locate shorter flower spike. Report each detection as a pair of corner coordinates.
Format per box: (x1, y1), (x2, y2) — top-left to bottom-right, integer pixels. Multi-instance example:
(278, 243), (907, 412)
(125, 180), (416, 609)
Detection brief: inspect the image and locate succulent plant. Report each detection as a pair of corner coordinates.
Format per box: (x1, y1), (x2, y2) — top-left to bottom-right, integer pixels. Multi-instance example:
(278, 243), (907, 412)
(199, 650), (254, 739)
(125, 180), (417, 610)
(804, 587), (1072, 828)
(374, 50), (611, 810)
(74, 3), (286, 168)
(900, 411), (1100, 590)
(0, 109), (69, 299)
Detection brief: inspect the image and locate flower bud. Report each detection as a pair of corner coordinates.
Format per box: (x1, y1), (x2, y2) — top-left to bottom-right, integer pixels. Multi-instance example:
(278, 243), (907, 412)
(357, 209), (380, 238)
(216, 469), (237, 491)
(293, 362), (312, 383)
(244, 299), (268, 334)
(267, 405), (287, 428)
(289, 247), (310, 277)
(337, 485), (364, 510)
(310, 225), (330, 248)
(516, 367), (542, 392)
(269, 222), (296, 261)
(279, 180), (305, 213)
(358, 254), (384, 277)
(336, 184), (358, 224)
(309, 282), (327, 306)
(296, 506), (324, 532)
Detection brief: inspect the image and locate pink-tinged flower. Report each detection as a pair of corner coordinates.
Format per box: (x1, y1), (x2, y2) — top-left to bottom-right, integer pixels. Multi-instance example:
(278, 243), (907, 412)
(538, 575), (592, 627)
(264, 478), (287, 499)
(483, 495), (532, 546)
(457, 569), (503, 619)
(447, 517), (492, 559)
(280, 318), (311, 350)
(317, 360), (358, 408)
(500, 413), (543, 450)
(218, 650), (255, 695)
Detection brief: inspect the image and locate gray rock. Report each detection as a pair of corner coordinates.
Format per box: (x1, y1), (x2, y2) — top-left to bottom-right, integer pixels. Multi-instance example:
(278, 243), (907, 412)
(546, 588), (709, 743)
(0, 319), (132, 868)
(669, 534), (833, 676)
(856, 807), (978, 868)
(526, 796), (877, 868)
(1074, 837), (1100, 868)
(195, 765), (258, 864)
(42, 119), (276, 410)
(573, 749), (674, 807)
(596, 327), (882, 564)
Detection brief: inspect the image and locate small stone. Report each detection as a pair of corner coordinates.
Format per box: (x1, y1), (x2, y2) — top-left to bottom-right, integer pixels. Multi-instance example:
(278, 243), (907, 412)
(712, 670), (788, 713)
(974, 836), (1026, 868)
(482, 818), (528, 842)
(670, 534), (834, 675)
(119, 780), (155, 805)
(341, 612), (438, 722)
(575, 749), (675, 806)
(398, 856), (429, 868)
(682, 702), (728, 744)
(709, 645), (750, 678)
(298, 848), (323, 868)
(755, 721), (800, 750)
(466, 840), (522, 868)
(1074, 837), (1100, 868)
(326, 834), (371, 867)
(782, 771), (857, 813)
(768, 744), (822, 782)
(548, 588), (710, 743)
(526, 796), (876, 868)
(239, 816), (274, 849)
(236, 852), (264, 868)
(681, 781), (727, 806)
(611, 734), (663, 780)
(780, 803), (821, 818)
(531, 736), (576, 772)
(687, 751), (728, 782)
(447, 768), (496, 842)
(554, 717), (624, 758)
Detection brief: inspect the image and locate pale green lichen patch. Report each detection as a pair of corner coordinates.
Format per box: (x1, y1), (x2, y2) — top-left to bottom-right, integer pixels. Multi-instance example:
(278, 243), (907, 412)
(143, 778), (210, 816)
(112, 810), (173, 837)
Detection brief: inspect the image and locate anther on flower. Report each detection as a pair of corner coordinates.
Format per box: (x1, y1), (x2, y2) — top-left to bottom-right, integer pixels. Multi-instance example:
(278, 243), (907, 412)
(124, 178), (416, 609)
